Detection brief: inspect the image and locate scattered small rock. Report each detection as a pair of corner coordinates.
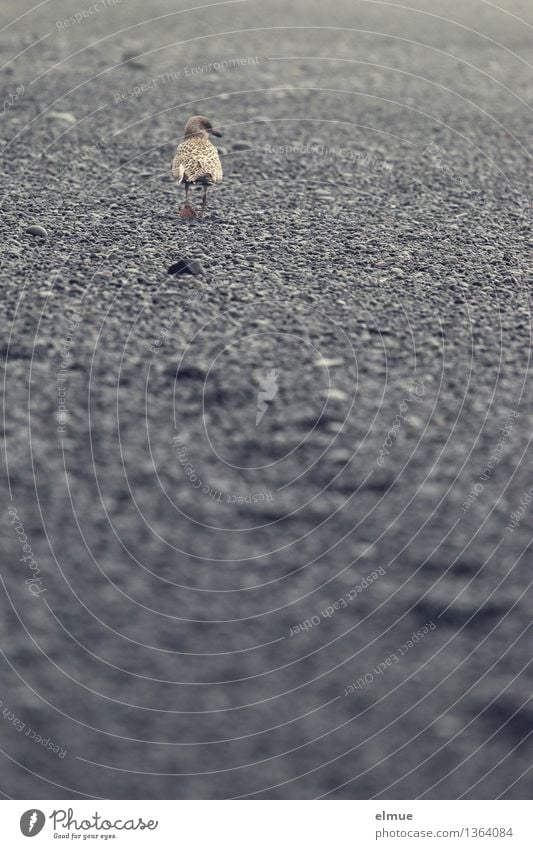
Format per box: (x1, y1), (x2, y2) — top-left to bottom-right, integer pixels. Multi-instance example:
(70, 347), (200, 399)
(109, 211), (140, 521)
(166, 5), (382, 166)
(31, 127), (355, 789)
(26, 225), (48, 238)
(167, 258), (204, 277)
(172, 364), (207, 380)
(322, 388), (349, 401)
(314, 357), (344, 368)
(232, 141), (253, 151)
(324, 421), (345, 433)
(47, 111), (77, 124)
(328, 449), (353, 464)
(122, 50), (146, 69)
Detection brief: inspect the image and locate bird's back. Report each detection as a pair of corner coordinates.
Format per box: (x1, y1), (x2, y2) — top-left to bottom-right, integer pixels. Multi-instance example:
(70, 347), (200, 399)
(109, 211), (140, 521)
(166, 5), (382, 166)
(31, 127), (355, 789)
(172, 136), (223, 185)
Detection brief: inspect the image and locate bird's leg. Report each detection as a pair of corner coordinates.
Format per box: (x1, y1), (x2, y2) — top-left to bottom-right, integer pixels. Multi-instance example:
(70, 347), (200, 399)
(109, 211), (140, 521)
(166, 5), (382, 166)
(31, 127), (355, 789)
(180, 183), (196, 218)
(200, 187), (208, 220)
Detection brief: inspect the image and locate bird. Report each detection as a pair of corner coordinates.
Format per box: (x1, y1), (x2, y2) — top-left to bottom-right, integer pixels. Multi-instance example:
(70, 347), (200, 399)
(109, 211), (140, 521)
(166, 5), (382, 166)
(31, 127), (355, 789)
(171, 115), (223, 220)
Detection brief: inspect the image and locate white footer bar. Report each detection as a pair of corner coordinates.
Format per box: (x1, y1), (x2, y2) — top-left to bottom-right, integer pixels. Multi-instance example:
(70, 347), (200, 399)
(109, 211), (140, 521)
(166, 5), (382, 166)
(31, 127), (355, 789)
(2, 800), (531, 848)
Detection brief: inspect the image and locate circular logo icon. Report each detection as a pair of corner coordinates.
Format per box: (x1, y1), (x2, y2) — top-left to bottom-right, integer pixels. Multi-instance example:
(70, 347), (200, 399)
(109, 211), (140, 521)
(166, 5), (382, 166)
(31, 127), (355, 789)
(20, 810), (46, 837)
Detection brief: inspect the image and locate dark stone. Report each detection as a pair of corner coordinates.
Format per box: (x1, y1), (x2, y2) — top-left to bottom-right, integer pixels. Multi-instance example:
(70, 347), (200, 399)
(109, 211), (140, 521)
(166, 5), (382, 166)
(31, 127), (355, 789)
(121, 50), (146, 69)
(167, 258), (204, 277)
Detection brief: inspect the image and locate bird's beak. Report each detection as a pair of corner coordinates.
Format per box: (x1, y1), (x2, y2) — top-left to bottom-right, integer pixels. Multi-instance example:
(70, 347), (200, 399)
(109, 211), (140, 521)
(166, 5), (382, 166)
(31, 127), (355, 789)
(210, 128), (223, 138)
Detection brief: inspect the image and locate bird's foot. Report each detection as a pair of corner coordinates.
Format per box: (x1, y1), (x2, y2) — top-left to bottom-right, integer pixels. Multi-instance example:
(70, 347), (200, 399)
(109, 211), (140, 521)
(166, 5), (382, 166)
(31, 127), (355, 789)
(180, 203), (196, 219)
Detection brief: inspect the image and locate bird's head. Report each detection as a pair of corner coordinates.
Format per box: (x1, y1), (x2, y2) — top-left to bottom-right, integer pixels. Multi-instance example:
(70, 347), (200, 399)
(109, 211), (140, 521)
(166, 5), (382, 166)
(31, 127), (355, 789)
(183, 115), (223, 139)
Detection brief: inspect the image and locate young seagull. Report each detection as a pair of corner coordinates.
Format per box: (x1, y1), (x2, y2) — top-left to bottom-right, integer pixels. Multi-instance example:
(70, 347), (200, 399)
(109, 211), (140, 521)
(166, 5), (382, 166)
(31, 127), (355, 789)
(171, 115), (223, 220)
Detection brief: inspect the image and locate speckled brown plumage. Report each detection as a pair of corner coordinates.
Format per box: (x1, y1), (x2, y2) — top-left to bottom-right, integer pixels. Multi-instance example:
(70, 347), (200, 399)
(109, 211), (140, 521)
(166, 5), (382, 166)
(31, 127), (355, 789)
(172, 135), (223, 186)
(171, 115), (223, 219)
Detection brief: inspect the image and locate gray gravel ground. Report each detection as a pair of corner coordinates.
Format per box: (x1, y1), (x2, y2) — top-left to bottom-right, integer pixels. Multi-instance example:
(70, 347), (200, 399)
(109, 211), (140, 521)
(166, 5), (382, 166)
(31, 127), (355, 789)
(1, 0), (532, 799)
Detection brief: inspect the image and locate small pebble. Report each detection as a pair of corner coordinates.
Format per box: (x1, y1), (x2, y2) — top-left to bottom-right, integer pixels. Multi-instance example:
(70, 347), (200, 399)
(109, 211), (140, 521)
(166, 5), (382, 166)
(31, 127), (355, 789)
(122, 50), (146, 69)
(322, 388), (349, 401)
(325, 421), (345, 433)
(232, 141), (253, 151)
(314, 357), (344, 368)
(47, 111), (76, 124)
(328, 449), (353, 463)
(26, 225), (48, 238)
(167, 258), (204, 277)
